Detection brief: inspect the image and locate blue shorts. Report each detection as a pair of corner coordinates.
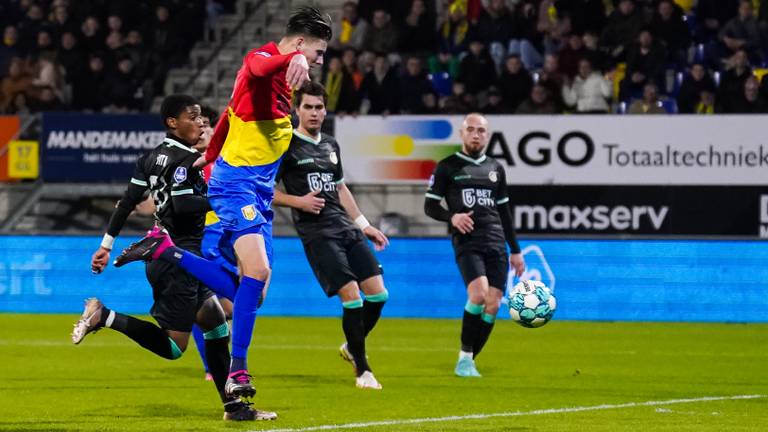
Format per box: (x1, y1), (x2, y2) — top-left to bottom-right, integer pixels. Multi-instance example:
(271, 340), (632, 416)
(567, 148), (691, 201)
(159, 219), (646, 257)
(207, 157), (281, 233)
(201, 221), (274, 274)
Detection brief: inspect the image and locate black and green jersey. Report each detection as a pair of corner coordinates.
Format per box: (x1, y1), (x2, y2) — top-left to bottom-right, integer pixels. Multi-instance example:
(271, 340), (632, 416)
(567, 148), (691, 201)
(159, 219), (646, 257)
(276, 131), (356, 241)
(425, 152), (510, 252)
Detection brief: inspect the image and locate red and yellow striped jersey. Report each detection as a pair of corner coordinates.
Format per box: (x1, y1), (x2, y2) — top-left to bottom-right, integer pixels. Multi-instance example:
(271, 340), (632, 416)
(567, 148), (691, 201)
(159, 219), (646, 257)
(206, 42), (299, 167)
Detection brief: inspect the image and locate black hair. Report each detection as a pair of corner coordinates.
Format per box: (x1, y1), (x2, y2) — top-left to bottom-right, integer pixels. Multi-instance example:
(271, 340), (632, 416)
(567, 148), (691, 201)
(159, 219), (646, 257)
(200, 105), (218, 125)
(285, 5), (332, 41)
(160, 94), (199, 129)
(293, 81), (327, 108)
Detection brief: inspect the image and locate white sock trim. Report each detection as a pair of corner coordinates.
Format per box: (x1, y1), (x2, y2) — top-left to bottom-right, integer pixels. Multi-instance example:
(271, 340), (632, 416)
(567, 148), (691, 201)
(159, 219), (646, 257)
(105, 310), (116, 328)
(459, 350), (473, 360)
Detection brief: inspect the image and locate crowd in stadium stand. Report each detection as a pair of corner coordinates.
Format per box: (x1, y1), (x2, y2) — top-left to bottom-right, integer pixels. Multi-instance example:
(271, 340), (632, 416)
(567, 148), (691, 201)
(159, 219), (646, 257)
(323, 0), (768, 115)
(0, 0), (221, 114)
(3, 0), (768, 115)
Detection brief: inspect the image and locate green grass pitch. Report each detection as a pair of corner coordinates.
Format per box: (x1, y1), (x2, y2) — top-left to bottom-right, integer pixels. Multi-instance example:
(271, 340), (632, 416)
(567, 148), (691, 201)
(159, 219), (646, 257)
(0, 314), (766, 431)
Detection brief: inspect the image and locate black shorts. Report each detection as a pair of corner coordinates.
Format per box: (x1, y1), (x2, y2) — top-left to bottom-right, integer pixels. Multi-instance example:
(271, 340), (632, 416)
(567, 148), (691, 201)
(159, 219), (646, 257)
(303, 230), (383, 297)
(456, 248), (508, 291)
(145, 258), (214, 332)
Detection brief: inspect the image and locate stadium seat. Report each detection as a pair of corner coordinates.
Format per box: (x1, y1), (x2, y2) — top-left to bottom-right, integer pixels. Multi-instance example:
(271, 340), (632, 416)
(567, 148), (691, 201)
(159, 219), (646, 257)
(428, 72), (453, 97)
(660, 99), (678, 114)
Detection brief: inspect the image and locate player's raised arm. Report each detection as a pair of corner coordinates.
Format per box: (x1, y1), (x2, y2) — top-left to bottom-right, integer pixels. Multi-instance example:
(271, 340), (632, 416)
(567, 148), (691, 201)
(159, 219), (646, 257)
(92, 154), (149, 274)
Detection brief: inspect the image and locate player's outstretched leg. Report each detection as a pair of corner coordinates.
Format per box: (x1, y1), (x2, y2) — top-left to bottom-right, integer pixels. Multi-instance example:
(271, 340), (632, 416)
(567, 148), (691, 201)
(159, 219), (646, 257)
(115, 226), (238, 300)
(71, 298), (184, 360)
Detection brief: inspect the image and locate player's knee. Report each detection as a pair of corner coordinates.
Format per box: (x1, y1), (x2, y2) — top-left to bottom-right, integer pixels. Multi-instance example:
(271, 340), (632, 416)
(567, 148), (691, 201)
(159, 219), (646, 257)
(468, 291), (486, 305)
(242, 265), (270, 281)
(484, 301), (500, 316)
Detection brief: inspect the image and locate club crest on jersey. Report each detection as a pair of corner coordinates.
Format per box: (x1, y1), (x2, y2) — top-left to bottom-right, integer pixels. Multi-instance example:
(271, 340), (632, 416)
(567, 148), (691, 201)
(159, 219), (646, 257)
(329, 151), (338, 165)
(241, 204), (257, 221)
(489, 171), (498, 183)
(173, 167), (187, 183)
(462, 189), (476, 207)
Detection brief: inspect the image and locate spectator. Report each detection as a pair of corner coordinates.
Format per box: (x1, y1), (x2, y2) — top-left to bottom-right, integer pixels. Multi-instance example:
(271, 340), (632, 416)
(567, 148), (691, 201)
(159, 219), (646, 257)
(124, 30), (151, 82)
(676, 63), (716, 113)
(538, 54), (566, 110)
(107, 15), (124, 36)
(695, 90), (716, 114)
(0, 58), (33, 112)
(341, 48), (364, 89)
(441, 81), (475, 113)
(457, 40), (496, 94)
(696, 0), (739, 43)
(0, 26), (22, 78)
(73, 54), (108, 111)
(621, 29), (666, 100)
(516, 84), (558, 114)
(362, 9), (398, 54)
(31, 86), (66, 111)
(34, 30), (57, 59)
(415, 91), (439, 114)
(151, 5), (183, 94)
(427, 49), (460, 79)
(497, 55), (533, 112)
(104, 30), (126, 70)
(330, 1), (369, 53)
(359, 54), (399, 114)
(399, 56), (433, 113)
(6, 92), (31, 115)
(562, 58), (612, 113)
(475, 0), (513, 64)
(650, 0), (691, 65)
(716, 49), (752, 112)
(555, 0), (605, 35)
(80, 15), (105, 53)
(398, 0), (435, 55)
(323, 56), (359, 114)
(628, 83), (666, 114)
(537, 0), (570, 56)
(31, 52), (65, 102)
(438, 0), (471, 55)
(51, 5), (78, 36)
(558, 34), (588, 79)
(722, 76), (768, 113)
(105, 57), (141, 111)
(57, 31), (86, 85)
(481, 86), (508, 114)
(582, 31), (608, 72)
(600, 0), (645, 62)
(508, 1), (544, 70)
(717, 0), (762, 63)
(16, 3), (45, 53)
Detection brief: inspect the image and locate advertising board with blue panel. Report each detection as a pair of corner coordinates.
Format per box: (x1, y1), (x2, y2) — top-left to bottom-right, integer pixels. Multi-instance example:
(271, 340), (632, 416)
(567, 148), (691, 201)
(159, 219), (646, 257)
(41, 113), (165, 182)
(1, 236), (766, 322)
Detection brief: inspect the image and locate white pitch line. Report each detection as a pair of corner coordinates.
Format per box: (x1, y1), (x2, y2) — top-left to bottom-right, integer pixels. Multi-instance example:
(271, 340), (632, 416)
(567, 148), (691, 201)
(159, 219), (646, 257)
(253, 394), (766, 432)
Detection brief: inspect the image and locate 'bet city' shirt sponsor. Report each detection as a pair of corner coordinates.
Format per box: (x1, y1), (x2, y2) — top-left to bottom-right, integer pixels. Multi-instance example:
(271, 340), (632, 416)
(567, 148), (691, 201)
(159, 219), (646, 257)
(277, 131), (356, 241)
(426, 152), (509, 251)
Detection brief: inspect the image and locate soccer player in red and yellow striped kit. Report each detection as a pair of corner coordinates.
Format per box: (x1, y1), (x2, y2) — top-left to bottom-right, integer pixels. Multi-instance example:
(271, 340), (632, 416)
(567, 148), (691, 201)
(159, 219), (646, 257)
(115, 7), (332, 402)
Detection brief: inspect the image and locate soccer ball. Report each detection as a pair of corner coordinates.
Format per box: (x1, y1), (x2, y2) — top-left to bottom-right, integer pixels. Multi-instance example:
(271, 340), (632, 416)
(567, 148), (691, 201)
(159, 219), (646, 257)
(507, 280), (556, 328)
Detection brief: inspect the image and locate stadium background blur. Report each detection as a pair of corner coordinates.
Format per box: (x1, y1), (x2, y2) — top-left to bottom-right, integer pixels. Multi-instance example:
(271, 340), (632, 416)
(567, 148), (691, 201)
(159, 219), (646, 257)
(1, 1), (767, 430)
